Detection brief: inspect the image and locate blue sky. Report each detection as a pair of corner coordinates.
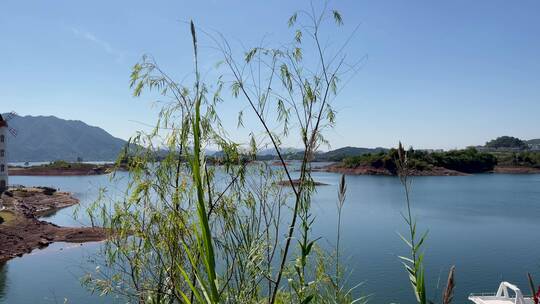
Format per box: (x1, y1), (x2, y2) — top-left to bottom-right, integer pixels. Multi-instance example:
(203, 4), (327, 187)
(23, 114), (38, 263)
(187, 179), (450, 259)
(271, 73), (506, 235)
(1, 0), (539, 149)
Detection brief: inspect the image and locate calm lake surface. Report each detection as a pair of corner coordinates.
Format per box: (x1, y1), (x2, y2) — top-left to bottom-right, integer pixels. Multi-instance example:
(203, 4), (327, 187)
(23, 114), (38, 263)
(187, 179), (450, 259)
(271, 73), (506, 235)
(1, 170), (539, 303)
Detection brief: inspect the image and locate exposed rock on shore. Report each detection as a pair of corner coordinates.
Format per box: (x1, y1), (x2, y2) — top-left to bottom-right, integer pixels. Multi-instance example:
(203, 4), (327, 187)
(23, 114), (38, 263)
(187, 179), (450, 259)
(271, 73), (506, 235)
(0, 187), (107, 262)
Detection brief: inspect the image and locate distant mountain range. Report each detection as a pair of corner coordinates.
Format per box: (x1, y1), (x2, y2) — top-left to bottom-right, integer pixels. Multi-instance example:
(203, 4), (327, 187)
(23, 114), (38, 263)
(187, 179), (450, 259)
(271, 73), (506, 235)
(256, 147), (304, 156)
(5, 114), (127, 162)
(4, 114), (539, 162)
(311, 146), (388, 161)
(3, 114), (385, 163)
(254, 146), (388, 161)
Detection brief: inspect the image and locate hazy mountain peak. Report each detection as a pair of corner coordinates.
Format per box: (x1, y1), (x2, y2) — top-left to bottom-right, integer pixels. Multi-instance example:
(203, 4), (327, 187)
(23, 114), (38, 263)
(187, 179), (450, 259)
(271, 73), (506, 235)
(5, 114), (126, 162)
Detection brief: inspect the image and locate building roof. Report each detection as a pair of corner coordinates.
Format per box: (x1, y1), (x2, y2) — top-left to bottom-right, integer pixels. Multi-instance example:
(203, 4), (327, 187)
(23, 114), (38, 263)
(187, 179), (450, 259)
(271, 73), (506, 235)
(0, 114), (7, 127)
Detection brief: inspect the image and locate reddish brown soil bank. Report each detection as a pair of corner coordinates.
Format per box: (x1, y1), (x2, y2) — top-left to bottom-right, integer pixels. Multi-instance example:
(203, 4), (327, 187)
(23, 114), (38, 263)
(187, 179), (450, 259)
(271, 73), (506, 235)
(0, 187), (107, 262)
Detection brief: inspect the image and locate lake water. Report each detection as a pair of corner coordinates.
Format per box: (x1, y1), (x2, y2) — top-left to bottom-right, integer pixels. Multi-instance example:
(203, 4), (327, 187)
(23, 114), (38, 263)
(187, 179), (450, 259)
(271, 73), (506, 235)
(1, 171), (539, 303)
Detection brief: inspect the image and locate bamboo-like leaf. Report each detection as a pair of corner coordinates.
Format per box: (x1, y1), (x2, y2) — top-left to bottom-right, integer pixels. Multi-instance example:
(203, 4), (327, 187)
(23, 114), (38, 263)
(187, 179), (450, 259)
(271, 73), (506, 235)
(288, 13), (297, 27)
(295, 30), (302, 43)
(231, 81), (241, 97)
(398, 256), (415, 264)
(133, 81), (144, 97)
(245, 48), (257, 63)
(293, 47), (303, 61)
(332, 10), (343, 25)
(415, 230), (429, 252)
(398, 232), (413, 248)
(237, 111), (244, 128)
(301, 295), (314, 304)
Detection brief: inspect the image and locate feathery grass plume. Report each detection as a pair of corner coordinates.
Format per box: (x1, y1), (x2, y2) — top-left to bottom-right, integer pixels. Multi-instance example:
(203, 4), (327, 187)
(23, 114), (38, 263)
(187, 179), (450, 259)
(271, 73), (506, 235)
(441, 266), (456, 304)
(335, 174), (347, 292)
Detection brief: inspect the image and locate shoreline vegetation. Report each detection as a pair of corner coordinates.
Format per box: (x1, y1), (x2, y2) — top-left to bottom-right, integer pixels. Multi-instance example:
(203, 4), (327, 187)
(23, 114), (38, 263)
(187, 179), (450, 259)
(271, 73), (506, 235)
(8, 149), (540, 177)
(322, 147), (540, 176)
(8, 160), (120, 176)
(0, 187), (107, 262)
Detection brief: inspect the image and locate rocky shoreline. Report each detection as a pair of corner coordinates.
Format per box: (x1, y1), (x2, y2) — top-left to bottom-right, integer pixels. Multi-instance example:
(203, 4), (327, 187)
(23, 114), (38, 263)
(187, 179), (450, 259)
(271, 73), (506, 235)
(0, 187), (107, 262)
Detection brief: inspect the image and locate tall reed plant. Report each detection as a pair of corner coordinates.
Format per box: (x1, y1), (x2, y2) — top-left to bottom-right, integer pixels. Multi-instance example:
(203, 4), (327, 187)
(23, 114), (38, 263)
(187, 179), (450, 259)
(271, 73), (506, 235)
(83, 4), (365, 304)
(396, 142), (455, 304)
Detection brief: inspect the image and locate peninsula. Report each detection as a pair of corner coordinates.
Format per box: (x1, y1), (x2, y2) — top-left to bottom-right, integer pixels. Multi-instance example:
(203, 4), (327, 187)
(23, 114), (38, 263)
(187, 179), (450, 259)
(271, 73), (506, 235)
(0, 187), (107, 262)
(323, 146), (540, 176)
(9, 161), (117, 176)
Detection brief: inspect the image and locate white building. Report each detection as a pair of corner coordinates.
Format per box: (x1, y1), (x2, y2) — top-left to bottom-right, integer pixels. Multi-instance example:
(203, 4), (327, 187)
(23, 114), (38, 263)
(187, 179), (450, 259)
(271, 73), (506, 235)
(0, 114), (8, 190)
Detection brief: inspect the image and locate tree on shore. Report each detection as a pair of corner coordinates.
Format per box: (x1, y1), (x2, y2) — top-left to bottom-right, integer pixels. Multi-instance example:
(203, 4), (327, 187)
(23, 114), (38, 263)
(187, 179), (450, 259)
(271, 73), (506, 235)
(485, 136), (529, 149)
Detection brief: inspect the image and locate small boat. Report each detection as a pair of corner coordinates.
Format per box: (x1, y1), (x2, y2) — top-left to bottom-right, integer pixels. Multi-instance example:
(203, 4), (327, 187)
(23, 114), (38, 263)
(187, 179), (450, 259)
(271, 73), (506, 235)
(469, 282), (535, 304)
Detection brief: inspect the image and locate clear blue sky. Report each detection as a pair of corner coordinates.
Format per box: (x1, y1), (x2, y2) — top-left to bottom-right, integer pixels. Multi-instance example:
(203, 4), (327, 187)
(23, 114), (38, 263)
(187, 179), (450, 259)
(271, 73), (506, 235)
(2, 0), (539, 149)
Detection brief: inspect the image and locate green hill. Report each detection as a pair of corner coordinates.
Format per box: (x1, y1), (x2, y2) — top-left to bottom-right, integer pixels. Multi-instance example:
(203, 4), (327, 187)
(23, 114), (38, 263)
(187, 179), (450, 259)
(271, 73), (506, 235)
(314, 146), (388, 161)
(5, 114), (127, 162)
(255, 146), (388, 161)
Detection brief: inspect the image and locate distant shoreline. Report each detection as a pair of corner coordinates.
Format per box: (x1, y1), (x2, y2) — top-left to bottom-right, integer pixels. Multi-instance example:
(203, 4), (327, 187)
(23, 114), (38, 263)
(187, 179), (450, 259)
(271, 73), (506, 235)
(492, 166), (540, 174)
(320, 163), (540, 176)
(9, 163), (116, 176)
(7, 161), (540, 177)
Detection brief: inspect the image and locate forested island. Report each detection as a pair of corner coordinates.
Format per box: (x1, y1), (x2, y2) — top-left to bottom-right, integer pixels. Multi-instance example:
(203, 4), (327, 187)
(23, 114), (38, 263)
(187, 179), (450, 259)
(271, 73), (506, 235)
(326, 148), (492, 176)
(325, 147), (540, 176)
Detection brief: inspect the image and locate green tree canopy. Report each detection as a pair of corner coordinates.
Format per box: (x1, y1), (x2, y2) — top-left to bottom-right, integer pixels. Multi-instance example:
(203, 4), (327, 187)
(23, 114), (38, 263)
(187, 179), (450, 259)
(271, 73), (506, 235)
(485, 136), (528, 149)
